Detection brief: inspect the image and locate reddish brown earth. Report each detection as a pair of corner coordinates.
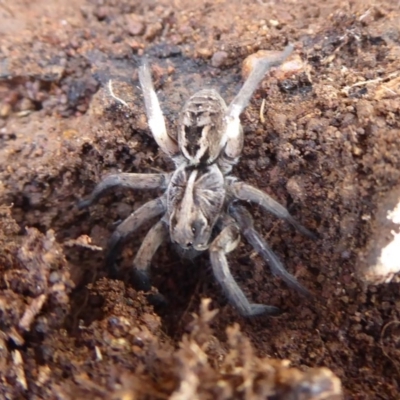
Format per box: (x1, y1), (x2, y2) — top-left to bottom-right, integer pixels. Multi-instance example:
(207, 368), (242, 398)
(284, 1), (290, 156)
(0, 0), (399, 399)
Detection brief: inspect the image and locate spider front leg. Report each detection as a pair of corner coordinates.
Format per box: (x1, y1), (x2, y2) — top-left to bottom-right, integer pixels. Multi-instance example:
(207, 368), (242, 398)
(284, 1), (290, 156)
(132, 219), (169, 291)
(105, 197), (166, 277)
(138, 62), (179, 157)
(229, 181), (316, 239)
(78, 173), (169, 209)
(229, 203), (310, 296)
(209, 216), (281, 317)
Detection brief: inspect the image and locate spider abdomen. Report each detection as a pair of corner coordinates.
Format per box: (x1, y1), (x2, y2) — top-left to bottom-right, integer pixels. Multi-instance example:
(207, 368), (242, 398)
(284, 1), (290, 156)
(179, 89), (228, 165)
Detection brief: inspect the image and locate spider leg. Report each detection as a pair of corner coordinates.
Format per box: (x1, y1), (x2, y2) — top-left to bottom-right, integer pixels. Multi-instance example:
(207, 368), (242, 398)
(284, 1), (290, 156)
(78, 173), (169, 209)
(229, 203), (310, 297)
(227, 44), (293, 120)
(105, 197), (166, 277)
(132, 219), (169, 291)
(223, 45), (293, 159)
(138, 62), (179, 157)
(209, 215), (281, 317)
(229, 181), (316, 239)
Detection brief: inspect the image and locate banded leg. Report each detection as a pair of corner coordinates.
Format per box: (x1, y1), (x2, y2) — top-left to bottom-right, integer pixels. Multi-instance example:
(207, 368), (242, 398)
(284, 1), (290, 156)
(138, 62), (179, 157)
(209, 216), (280, 317)
(229, 203), (310, 296)
(105, 197), (166, 276)
(133, 220), (169, 291)
(78, 173), (169, 209)
(229, 181), (316, 239)
(223, 44), (293, 159)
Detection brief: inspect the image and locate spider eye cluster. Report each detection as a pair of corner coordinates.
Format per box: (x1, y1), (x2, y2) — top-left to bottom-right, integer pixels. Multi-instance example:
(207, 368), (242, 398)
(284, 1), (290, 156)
(191, 220), (205, 235)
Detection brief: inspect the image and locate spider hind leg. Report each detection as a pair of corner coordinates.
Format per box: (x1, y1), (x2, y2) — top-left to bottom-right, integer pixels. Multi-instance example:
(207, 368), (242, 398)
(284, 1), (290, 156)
(138, 61), (179, 157)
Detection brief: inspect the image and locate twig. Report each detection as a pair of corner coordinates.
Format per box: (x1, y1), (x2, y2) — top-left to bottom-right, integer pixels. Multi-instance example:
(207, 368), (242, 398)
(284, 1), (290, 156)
(12, 350), (28, 390)
(108, 80), (129, 107)
(19, 294), (47, 331)
(259, 98), (266, 124)
(380, 320), (400, 376)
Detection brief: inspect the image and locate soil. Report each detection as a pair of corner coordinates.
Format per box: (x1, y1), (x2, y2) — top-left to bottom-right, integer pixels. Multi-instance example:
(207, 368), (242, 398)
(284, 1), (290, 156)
(0, 0), (399, 399)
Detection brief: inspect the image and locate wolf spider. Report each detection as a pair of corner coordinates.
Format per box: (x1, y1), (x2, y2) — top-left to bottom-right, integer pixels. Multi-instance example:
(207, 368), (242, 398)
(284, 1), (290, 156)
(79, 44), (315, 316)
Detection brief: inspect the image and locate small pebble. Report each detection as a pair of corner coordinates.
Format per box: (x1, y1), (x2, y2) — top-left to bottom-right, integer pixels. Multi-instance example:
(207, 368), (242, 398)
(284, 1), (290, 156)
(0, 103), (11, 118)
(242, 50), (310, 82)
(211, 51), (229, 68)
(126, 14), (145, 36)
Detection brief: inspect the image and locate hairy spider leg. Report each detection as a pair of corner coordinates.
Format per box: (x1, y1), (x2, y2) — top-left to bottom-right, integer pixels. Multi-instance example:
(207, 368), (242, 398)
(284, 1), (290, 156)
(105, 197), (166, 277)
(138, 62), (179, 157)
(209, 215), (281, 316)
(132, 219), (169, 291)
(223, 44), (294, 159)
(77, 173), (169, 209)
(229, 203), (310, 296)
(227, 44), (294, 120)
(229, 181), (316, 239)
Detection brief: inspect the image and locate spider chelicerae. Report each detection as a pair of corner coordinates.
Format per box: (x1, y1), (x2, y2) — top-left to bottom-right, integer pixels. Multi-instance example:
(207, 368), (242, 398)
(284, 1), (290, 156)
(79, 44), (315, 317)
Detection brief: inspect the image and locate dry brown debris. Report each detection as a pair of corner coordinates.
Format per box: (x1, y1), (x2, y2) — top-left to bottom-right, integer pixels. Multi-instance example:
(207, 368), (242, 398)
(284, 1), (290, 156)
(41, 293), (343, 400)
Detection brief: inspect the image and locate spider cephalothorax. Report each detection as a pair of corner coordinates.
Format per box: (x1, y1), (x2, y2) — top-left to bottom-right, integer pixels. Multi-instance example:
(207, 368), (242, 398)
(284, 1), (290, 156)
(167, 163), (225, 251)
(79, 44), (315, 316)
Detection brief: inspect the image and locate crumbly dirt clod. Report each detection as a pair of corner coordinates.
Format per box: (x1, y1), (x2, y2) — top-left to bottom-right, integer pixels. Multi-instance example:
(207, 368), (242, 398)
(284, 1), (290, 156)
(0, 0), (399, 398)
